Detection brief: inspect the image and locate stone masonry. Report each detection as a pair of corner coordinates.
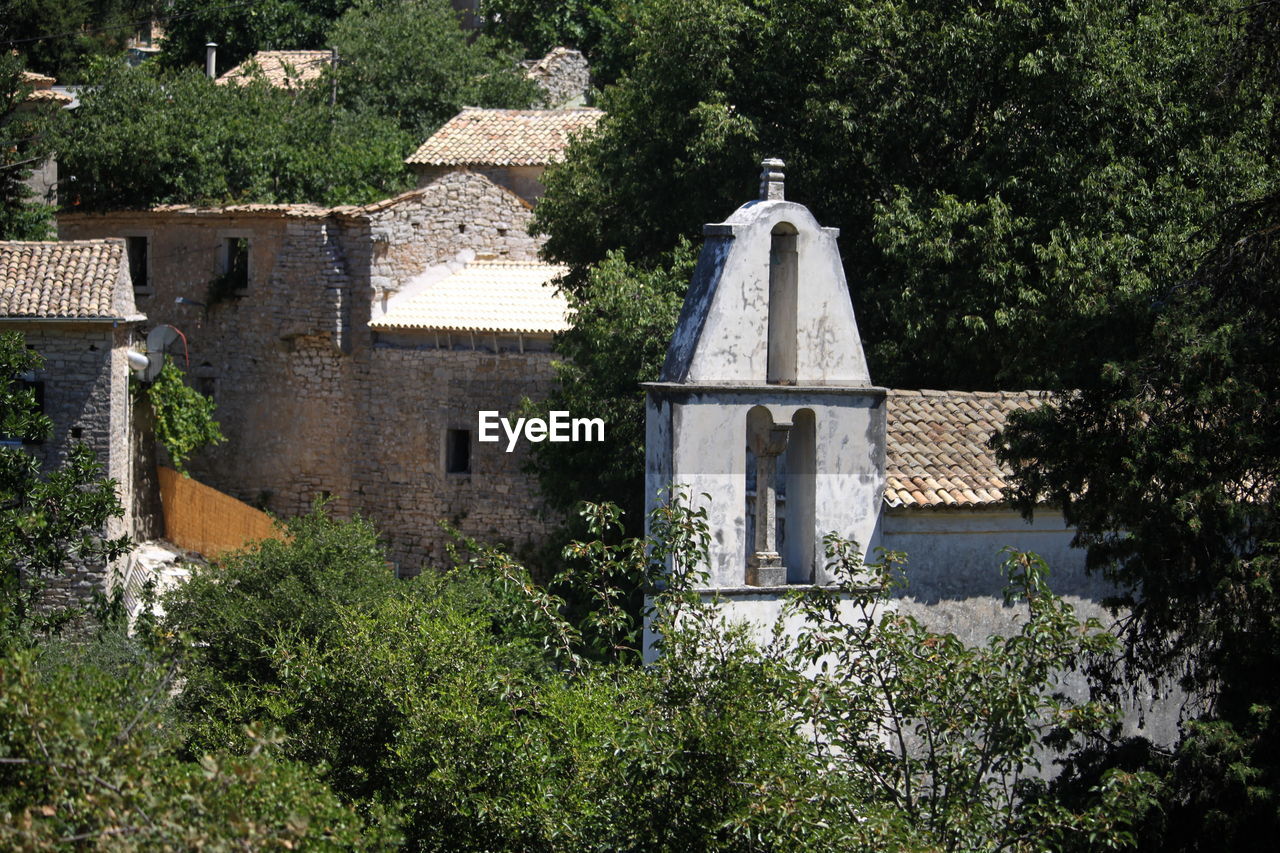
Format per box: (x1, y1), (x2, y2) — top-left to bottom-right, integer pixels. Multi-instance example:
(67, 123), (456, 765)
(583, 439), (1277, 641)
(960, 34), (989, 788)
(58, 171), (557, 571)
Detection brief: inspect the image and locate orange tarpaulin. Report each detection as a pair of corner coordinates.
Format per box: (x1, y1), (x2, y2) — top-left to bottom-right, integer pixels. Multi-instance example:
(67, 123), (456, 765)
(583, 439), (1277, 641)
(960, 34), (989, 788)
(157, 466), (283, 558)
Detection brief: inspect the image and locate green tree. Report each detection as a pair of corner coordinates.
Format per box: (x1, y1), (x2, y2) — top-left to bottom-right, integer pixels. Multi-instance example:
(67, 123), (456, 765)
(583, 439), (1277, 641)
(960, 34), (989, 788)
(0, 332), (129, 636)
(535, 0), (1271, 389)
(58, 58), (413, 209)
(0, 0), (155, 82)
(146, 361), (225, 474)
(996, 191), (1280, 850)
(481, 0), (641, 87)
(158, 0), (360, 74)
(529, 0), (1273, 516)
(0, 54), (62, 239)
(329, 0), (541, 139)
(160, 494), (1154, 850)
(0, 630), (390, 847)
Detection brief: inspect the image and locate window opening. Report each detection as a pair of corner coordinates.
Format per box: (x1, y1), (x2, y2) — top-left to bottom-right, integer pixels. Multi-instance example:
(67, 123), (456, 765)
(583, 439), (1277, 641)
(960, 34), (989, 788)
(445, 428), (471, 475)
(222, 237), (249, 291)
(126, 236), (150, 295)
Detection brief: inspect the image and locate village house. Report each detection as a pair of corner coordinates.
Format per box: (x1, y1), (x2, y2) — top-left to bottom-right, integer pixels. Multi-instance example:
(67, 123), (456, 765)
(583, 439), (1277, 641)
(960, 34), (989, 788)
(406, 107), (603, 204)
(58, 163), (566, 573)
(0, 239), (147, 605)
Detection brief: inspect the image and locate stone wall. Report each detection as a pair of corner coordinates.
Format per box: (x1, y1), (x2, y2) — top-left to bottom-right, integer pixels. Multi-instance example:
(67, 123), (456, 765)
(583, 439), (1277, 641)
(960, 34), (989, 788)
(354, 344), (561, 573)
(524, 48), (592, 108)
(412, 165), (549, 207)
(5, 320), (138, 608)
(58, 173), (559, 570)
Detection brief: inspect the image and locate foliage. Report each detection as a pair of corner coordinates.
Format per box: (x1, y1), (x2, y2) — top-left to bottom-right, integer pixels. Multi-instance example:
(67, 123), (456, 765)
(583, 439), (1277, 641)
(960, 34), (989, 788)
(329, 0), (542, 139)
(159, 493), (1153, 850)
(158, 0), (360, 74)
(524, 245), (693, 522)
(534, 0), (1272, 392)
(58, 58), (414, 210)
(0, 53), (61, 239)
(778, 539), (1159, 850)
(0, 0), (154, 82)
(145, 360), (224, 475)
(0, 332), (129, 635)
(996, 188), (1280, 848)
(481, 0), (641, 87)
(0, 630), (391, 848)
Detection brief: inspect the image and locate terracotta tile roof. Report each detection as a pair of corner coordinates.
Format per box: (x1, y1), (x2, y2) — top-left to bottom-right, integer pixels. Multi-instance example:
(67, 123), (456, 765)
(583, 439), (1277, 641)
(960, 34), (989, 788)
(20, 70), (73, 105)
(216, 50), (332, 89)
(0, 240), (135, 320)
(406, 107), (602, 167)
(884, 389), (1051, 508)
(371, 261), (570, 334)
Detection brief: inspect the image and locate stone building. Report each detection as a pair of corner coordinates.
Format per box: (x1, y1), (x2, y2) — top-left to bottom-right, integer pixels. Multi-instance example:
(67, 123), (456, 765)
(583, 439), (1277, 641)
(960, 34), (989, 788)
(59, 170), (564, 572)
(0, 239), (146, 605)
(643, 161), (1177, 740)
(406, 107), (603, 204)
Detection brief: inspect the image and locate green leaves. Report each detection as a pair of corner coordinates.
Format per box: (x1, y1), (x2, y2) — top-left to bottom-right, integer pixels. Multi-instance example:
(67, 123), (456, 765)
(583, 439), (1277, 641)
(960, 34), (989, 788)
(145, 361), (224, 475)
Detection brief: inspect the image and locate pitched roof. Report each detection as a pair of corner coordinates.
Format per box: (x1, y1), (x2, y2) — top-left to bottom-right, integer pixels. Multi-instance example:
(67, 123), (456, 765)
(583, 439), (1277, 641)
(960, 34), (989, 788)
(884, 389), (1050, 508)
(0, 240), (135, 320)
(216, 50), (332, 88)
(406, 107), (603, 167)
(21, 70), (73, 105)
(370, 261), (570, 334)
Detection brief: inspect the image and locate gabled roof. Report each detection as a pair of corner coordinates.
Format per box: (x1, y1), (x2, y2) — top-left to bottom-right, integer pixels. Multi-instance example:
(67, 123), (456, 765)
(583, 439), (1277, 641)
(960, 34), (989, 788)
(406, 107), (603, 167)
(21, 70), (73, 105)
(884, 389), (1050, 508)
(0, 240), (136, 320)
(370, 261), (569, 334)
(216, 50), (332, 88)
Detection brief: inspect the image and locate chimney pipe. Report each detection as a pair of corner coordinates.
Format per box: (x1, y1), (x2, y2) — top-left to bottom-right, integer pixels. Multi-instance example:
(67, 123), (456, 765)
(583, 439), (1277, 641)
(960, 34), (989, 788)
(205, 42), (217, 79)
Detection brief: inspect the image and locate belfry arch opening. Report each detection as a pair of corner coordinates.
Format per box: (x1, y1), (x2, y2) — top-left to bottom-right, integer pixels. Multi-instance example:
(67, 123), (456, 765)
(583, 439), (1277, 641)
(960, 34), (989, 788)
(767, 222), (798, 385)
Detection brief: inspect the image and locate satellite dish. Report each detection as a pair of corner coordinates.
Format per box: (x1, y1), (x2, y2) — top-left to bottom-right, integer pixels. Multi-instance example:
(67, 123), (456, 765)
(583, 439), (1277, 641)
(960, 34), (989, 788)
(141, 325), (187, 382)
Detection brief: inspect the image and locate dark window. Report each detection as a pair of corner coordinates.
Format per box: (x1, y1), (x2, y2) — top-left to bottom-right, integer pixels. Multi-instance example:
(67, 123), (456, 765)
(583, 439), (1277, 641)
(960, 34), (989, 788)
(223, 237), (249, 291)
(126, 236), (149, 294)
(445, 429), (471, 475)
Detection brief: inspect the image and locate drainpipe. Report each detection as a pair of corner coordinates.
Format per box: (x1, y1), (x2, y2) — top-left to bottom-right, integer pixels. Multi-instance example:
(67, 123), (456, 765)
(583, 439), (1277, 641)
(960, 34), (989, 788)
(205, 42), (217, 79)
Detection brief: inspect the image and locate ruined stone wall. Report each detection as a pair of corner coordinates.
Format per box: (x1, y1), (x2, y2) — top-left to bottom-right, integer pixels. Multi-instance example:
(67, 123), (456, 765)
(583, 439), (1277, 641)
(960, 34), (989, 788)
(524, 47), (591, 108)
(7, 320), (137, 607)
(410, 165), (550, 208)
(355, 172), (543, 310)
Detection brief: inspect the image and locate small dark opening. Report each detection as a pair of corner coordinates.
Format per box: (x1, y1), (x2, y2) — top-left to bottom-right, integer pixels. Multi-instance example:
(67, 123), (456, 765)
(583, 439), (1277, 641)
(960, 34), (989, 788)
(71, 427), (82, 439)
(223, 237), (249, 290)
(445, 428), (471, 475)
(458, 223), (467, 234)
(126, 236), (149, 293)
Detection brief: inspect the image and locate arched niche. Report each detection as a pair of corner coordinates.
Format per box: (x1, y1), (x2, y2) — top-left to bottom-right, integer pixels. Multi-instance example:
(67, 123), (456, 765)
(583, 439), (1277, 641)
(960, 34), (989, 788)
(783, 408), (816, 583)
(767, 222), (798, 385)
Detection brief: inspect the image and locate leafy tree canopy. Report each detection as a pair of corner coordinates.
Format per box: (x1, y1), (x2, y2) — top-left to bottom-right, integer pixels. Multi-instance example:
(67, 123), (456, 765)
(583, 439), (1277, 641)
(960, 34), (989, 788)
(58, 58), (414, 209)
(0, 332), (129, 636)
(158, 0), (360, 74)
(481, 0), (643, 87)
(0, 0), (155, 82)
(0, 53), (62, 239)
(535, 0), (1274, 391)
(329, 0), (541, 139)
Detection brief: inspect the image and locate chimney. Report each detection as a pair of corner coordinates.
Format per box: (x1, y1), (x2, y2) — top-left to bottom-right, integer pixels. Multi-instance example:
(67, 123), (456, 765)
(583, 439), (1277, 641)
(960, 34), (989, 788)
(759, 158), (785, 201)
(205, 42), (217, 79)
